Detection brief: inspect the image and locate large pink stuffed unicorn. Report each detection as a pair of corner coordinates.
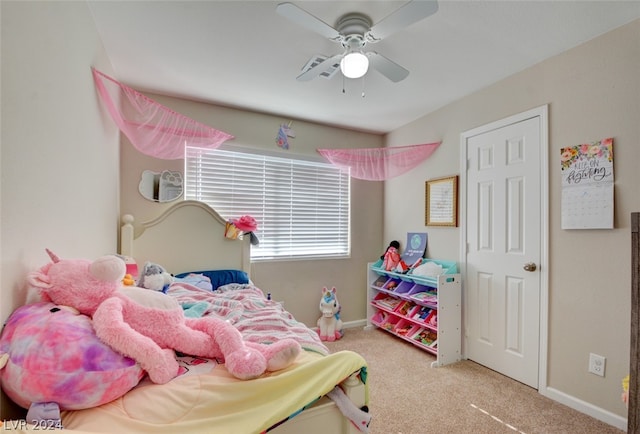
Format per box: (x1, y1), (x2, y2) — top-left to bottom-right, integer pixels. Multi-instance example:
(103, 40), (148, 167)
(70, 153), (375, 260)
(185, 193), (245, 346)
(28, 249), (301, 384)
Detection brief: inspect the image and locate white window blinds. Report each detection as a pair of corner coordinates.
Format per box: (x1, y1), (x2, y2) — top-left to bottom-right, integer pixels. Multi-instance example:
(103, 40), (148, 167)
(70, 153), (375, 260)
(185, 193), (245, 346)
(185, 147), (350, 260)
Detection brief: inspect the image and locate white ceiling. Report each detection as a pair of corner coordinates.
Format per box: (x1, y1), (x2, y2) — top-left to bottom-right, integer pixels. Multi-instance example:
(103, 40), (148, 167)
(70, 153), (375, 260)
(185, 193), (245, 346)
(87, 1), (640, 134)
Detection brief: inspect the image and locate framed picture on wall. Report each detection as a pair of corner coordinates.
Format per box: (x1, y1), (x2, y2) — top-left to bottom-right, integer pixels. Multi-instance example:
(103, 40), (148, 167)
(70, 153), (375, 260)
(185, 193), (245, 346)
(425, 176), (458, 227)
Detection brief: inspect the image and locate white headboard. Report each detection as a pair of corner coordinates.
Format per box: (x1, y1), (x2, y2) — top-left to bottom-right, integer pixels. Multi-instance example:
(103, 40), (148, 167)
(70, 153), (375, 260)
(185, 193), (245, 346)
(120, 200), (251, 277)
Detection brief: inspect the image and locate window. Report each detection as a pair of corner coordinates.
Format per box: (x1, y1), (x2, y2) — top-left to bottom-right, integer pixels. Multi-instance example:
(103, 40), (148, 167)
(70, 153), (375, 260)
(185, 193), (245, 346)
(185, 147), (350, 260)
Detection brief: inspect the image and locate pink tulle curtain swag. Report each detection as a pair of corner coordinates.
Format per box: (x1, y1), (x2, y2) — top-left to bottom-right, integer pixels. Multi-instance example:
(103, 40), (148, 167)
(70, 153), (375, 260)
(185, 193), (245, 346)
(317, 142), (440, 181)
(92, 68), (233, 160)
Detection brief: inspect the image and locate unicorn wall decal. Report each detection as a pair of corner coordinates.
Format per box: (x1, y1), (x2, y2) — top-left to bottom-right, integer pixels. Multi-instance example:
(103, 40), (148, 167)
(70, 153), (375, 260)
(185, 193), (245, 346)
(317, 287), (344, 342)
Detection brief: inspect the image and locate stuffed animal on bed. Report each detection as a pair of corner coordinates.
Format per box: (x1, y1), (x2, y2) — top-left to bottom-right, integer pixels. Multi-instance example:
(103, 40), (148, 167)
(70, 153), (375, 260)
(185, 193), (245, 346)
(137, 261), (174, 292)
(27, 249), (301, 384)
(0, 302), (144, 421)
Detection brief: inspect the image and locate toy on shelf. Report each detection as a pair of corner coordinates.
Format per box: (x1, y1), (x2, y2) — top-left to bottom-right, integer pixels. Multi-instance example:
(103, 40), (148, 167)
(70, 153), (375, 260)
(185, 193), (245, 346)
(317, 287), (344, 342)
(381, 241), (401, 271)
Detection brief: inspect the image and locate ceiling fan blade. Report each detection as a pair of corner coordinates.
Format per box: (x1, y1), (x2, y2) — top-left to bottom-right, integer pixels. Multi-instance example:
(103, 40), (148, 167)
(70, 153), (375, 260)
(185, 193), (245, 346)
(367, 52), (410, 82)
(276, 2), (341, 41)
(296, 54), (343, 81)
(367, 0), (439, 42)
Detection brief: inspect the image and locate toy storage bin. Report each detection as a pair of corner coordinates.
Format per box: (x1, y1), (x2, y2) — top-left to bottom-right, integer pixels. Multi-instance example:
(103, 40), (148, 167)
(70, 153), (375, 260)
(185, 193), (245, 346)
(393, 300), (413, 317)
(393, 319), (414, 337)
(371, 258), (458, 287)
(415, 259), (458, 274)
(370, 311), (389, 327)
(408, 305), (433, 322)
(381, 315), (400, 332)
(371, 258), (409, 279)
(419, 309), (438, 330)
(407, 304), (422, 319)
(394, 280), (414, 296)
(408, 259), (458, 285)
(371, 258), (391, 276)
(381, 278), (402, 292)
(412, 327), (437, 347)
(371, 275), (389, 289)
(371, 292), (402, 311)
(371, 258), (458, 275)
(406, 324), (424, 339)
(410, 290), (438, 307)
(407, 283), (432, 296)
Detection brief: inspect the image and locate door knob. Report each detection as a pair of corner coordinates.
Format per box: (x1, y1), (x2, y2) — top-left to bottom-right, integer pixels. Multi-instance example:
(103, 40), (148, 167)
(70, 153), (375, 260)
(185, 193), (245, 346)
(523, 262), (537, 272)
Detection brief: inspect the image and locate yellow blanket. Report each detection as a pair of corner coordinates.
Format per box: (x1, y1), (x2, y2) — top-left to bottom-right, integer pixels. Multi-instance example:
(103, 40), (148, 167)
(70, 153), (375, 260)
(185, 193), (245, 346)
(57, 350), (367, 434)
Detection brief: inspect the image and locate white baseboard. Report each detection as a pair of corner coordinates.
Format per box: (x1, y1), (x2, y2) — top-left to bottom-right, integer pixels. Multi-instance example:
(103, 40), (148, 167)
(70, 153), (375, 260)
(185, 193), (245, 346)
(541, 386), (627, 430)
(343, 319), (367, 329)
(310, 319), (367, 334)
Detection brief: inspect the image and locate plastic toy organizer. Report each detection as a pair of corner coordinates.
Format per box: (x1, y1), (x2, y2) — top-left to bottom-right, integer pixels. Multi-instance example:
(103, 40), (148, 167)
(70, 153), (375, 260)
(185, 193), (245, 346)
(370, 276), (443, 354)
(368, 259), (461, 365)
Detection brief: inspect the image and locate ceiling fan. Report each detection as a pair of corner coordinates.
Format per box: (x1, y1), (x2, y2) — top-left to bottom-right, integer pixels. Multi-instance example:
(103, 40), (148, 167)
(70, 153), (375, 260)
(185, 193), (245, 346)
(276, 1), (439, 83)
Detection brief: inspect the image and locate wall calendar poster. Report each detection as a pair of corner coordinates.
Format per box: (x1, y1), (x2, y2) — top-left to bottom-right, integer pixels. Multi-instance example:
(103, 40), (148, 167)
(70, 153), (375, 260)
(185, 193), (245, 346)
(560, 137), (614, 229)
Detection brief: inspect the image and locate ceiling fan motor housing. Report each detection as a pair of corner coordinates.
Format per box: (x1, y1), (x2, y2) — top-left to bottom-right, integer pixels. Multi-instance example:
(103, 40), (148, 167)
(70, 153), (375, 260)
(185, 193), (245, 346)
(276, 1), (439, 83)
(336, 13), (372, 48)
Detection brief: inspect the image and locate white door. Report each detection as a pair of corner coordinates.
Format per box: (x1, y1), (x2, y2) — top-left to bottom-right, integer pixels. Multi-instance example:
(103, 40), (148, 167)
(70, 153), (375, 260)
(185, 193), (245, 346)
(461, 107), (548, 389)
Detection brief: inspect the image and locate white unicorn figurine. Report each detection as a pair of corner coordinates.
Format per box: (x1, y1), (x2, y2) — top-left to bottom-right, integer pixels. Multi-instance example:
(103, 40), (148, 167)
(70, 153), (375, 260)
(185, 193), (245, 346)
(317, 287), (344, 342)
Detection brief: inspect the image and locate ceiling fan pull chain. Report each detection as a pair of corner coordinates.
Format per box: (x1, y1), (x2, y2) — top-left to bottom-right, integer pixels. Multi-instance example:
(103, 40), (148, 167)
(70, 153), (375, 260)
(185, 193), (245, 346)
(361, 76), (366, 98)
(342, 74), (346, 94)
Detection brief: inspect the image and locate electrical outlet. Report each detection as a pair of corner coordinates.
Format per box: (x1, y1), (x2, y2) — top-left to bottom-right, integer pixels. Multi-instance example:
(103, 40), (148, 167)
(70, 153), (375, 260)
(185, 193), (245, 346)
(588, 353), (606, 377)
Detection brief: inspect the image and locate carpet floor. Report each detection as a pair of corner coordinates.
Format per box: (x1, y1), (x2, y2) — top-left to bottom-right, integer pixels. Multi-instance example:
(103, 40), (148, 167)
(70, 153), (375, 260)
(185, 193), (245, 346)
(324, 327), (624, 434)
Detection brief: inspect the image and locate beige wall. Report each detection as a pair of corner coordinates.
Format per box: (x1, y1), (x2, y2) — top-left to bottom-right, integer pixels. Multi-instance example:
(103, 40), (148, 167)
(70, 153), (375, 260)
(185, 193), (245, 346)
(120, 95), (384, 326)
(385, 19), (640, 425)
(0, 1), (120, 419)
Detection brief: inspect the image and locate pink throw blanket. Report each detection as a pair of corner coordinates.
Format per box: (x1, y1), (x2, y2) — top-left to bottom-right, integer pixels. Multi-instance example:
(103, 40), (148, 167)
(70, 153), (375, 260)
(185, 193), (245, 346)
(166, 283), (329, 355)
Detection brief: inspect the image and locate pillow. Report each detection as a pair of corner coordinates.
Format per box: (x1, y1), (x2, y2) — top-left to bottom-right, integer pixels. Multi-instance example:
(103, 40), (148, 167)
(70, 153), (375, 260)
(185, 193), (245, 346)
(0, 302), (144, 410)
(174, 269), (249, 290)
(173, 273), (213, 291)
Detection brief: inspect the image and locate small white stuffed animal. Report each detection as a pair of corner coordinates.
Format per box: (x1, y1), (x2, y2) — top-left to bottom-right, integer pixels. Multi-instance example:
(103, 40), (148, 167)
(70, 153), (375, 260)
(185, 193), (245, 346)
(317, 287), (344, 342)
(412, 261), (443, 278)
(137, 262), (174, 292)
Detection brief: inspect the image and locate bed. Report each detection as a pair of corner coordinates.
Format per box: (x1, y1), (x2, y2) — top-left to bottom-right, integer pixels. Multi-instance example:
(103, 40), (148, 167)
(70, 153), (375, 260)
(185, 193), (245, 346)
(55, 200), (369, 434)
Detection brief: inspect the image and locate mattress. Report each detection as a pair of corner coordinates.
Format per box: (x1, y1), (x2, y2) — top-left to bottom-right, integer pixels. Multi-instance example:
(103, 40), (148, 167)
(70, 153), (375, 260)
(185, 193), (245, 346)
(61, 349), (367, 434)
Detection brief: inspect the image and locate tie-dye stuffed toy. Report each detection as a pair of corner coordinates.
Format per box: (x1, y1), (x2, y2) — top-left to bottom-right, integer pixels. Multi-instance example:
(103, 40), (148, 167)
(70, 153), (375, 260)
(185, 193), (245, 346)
(0, 301), (144, 415)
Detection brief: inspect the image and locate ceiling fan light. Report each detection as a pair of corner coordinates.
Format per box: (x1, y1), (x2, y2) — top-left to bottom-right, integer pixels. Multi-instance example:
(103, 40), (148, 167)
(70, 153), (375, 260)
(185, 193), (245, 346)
(340, 52), (369, 79)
